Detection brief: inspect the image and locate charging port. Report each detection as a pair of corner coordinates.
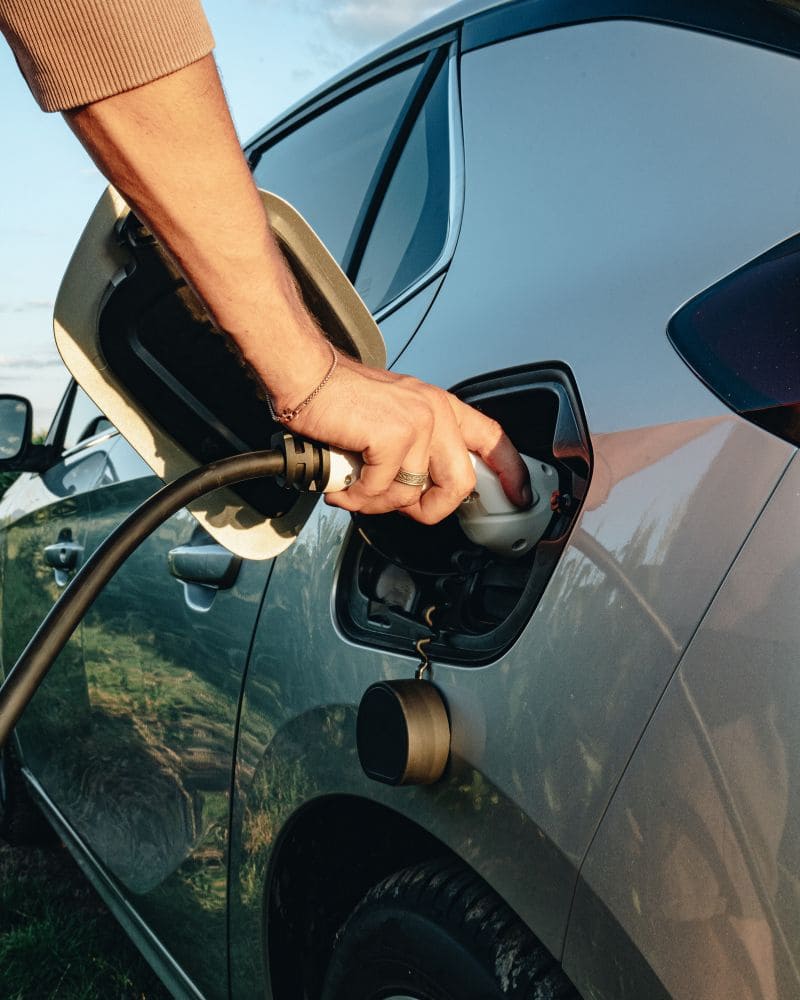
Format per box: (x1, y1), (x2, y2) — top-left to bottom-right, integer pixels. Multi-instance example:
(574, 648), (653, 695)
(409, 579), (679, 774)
(336, 366), (591, 666)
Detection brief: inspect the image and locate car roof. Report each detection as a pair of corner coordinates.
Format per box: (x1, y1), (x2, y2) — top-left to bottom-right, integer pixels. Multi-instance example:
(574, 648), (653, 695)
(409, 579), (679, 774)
(246, 0), (800, 146)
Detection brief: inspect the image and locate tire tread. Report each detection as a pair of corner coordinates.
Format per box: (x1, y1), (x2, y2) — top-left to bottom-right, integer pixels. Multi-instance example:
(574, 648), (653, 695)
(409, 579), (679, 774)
(324, 857), (580, 999)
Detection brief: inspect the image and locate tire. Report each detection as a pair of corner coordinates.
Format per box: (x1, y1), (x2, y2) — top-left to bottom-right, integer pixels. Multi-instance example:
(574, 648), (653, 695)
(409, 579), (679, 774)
(321, 858), (580, 1000)
(0, 740), (55, 846)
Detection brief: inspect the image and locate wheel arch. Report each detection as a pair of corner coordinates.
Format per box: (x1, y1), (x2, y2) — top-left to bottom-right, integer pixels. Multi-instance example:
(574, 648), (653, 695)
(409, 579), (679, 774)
(265, 793), (455, 999)
(229, 702), (580, 998)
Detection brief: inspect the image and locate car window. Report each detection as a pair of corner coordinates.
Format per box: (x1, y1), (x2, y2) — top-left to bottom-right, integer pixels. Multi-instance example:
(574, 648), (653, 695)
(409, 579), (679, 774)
(354, 61), (451, 313)
(252, 63), (423, 265)
(62, 385), (112, 451)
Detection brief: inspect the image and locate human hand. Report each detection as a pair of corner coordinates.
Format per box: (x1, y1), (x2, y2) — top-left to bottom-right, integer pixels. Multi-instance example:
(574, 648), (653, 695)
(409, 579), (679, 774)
(282, 351), (531, 524)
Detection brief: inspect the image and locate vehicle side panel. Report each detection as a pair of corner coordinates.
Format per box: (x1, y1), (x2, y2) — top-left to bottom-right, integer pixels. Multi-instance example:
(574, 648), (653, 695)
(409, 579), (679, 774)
(71, 436), (272, 998)
(228, 22), (800, 993)
(567, 453), (800, 999)
(0, 439), (116, 778)
(394, 12), (800, 897)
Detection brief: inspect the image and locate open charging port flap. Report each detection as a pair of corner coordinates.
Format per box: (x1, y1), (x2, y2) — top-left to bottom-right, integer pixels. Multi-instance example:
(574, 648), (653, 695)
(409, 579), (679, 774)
(336, 366), (591, 666)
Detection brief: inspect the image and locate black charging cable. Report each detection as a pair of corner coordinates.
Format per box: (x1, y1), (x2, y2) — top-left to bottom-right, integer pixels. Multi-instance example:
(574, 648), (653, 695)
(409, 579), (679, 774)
(0, 438), (330, 749)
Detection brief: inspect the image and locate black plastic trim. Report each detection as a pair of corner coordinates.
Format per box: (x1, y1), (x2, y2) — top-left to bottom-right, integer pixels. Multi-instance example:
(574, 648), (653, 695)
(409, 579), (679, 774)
(342, 47), (448, 281)
(246, 31), (457, 169)
(0, 394), (57, 473)
(462, 0), (800, 58)
(0, 394), (32, 469)
(668, 231), (800, 449)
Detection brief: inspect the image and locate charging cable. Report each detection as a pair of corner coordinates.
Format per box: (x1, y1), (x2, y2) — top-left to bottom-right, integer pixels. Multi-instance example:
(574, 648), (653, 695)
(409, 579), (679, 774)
(0, 435), (554, 746)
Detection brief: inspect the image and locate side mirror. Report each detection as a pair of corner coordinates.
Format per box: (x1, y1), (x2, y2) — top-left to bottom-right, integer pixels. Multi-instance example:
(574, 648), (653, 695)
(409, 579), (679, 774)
(0, 395), (31, 466)
(0, 395), (55, 472)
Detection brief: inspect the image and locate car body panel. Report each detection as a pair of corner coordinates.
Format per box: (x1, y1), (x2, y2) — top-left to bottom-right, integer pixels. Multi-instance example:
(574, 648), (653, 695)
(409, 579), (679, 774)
(228, 418), (790, 996)
(232, 19), (800, 995)
(568, 451), (800, 999)
(399, 21), (800, 429)
(377, 273), (445, 362)
(66, 434), (271, 998)
(0, 435), (117, 778)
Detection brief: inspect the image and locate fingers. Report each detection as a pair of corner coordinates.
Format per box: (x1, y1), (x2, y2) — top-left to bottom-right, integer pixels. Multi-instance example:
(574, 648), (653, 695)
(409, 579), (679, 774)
(450, 397), (531, 508)
(295, 360), (526, 525)
(325, 396), (433, 515)
(408, 423), (476, 525)
(390, 386), (478, 525)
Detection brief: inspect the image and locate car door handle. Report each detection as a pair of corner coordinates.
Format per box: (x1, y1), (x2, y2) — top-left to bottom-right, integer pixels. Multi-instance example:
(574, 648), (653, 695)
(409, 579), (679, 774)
(167, 543), (241, 589)
(43, 539), (83, 571)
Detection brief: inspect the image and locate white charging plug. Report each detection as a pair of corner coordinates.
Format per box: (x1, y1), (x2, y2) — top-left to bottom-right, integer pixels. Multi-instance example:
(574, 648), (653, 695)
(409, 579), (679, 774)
(325, 448), (364, 492)
(457, 454), (557, 559)
(324, 447), (557, 560)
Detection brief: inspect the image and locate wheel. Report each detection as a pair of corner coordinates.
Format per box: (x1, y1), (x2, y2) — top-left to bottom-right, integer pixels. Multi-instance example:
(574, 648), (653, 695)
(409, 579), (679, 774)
(0, 740), (55, 846)
(321, 858), (580, 1000)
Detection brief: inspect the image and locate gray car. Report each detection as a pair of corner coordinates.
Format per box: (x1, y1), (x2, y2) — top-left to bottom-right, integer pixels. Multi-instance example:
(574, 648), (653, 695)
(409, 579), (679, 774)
(3, 1), (800, 997)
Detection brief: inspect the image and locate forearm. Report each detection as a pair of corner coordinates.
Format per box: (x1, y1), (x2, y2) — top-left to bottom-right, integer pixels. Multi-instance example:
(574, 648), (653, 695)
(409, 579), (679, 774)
(64, 53), (331, 408)
(63, 52), (529, 520)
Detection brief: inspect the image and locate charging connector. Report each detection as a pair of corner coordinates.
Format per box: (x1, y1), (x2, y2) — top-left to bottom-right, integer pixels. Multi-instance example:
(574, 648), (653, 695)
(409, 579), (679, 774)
(458, 454), (557, 559)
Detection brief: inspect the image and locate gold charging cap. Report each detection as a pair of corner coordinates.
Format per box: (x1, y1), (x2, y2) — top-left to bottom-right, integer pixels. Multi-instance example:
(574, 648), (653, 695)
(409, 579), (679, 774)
(357, 679), (450, 786)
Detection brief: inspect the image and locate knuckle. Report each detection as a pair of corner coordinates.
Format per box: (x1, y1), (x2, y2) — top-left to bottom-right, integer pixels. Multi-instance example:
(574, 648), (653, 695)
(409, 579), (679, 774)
(360, 482), (384, 499)
(439, 469), (475, 500)
(447, 481), (470, 506)
(422, 384), (449, 412)
(395, 490), (421, 509)
(408, 400), (434, 432)
(482, 415), (504, 442)
(415, 507), (443, 526)
(461, 469), (477, 495)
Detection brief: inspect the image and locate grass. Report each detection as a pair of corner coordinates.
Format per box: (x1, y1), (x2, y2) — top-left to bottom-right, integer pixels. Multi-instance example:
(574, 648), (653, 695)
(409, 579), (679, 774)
(0, 836), (170, 1000)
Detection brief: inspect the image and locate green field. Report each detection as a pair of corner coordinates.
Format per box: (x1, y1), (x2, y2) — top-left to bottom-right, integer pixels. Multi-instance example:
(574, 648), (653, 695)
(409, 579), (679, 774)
(0, 837), (169, 1000)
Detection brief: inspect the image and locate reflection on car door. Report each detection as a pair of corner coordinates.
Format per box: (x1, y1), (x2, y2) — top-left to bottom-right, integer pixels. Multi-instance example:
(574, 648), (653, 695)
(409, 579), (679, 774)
(1, 385), (117, 795)
(67, 433), (272, 998)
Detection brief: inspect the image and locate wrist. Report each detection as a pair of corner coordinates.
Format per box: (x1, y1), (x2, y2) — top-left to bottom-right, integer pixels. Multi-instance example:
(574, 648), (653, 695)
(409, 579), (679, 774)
(224, 302), (331, 405)
(266, 341), (338, 424)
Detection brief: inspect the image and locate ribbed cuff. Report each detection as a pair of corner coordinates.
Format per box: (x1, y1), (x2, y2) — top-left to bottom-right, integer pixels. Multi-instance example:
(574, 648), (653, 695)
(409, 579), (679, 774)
(0, 0), (215, 111)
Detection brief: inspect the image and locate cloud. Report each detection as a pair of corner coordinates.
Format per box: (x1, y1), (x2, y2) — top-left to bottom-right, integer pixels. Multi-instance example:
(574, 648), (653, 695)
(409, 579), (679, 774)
(0, 354), (63, 369)
(322, 0), (453, 46)
(0, 300), (53, 314)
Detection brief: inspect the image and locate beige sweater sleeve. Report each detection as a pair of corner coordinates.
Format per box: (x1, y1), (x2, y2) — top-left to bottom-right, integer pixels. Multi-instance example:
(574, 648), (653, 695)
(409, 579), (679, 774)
(0, 0), (214, 111)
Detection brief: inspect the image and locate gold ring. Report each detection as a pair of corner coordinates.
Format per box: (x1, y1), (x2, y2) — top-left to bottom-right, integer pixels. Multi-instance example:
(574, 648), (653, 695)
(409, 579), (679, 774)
(394, 468), (429, 488)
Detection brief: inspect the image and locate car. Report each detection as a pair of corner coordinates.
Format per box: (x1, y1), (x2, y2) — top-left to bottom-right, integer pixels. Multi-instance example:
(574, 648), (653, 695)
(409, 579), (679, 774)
(3, 1), (800, 997)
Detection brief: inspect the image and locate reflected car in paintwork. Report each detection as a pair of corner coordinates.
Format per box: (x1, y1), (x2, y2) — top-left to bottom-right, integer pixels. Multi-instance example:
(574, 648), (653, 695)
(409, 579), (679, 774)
(4, 2), (800, 998)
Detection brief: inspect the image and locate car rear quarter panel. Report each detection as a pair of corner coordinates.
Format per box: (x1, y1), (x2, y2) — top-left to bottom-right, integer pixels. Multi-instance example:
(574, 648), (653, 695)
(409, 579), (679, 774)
(568, 453), (800, 999)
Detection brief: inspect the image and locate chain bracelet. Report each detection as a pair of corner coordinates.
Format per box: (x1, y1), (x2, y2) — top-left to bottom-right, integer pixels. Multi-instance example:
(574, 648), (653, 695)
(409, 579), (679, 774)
(266, 342), (338, 424)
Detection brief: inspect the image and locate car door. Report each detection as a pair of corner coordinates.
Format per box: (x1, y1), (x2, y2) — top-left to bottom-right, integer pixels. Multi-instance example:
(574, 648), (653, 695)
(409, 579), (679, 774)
(1, 384), (117, 806)
(59, 424), (272, 997)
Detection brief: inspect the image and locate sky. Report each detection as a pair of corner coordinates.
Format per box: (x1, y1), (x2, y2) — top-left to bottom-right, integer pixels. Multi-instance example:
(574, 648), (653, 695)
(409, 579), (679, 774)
(0, 0), (450, 431)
